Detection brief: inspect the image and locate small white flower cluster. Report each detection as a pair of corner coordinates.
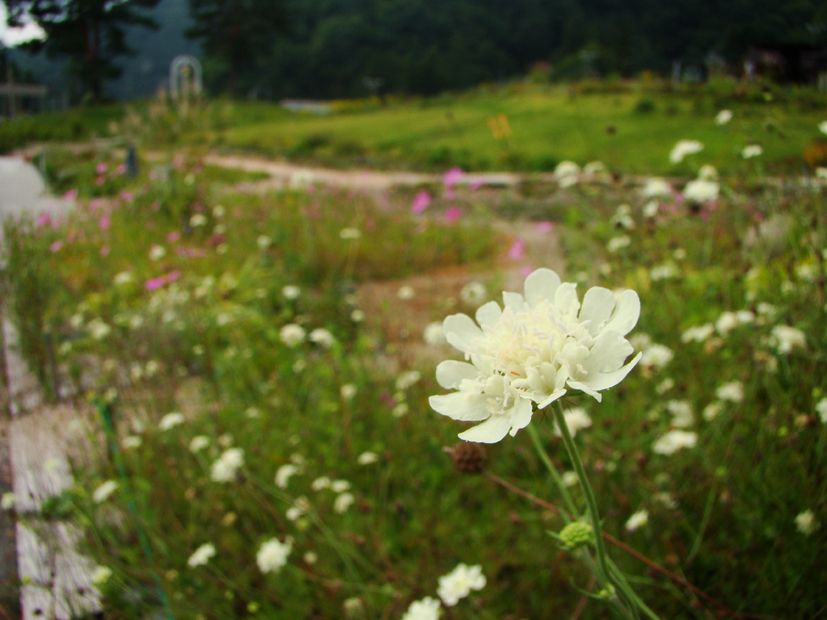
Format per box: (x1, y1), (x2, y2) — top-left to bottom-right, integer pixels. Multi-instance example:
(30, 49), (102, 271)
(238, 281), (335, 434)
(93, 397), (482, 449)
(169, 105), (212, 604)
(187, 543), (216, 568)
(554, 161), (580, 187)
(670, 139), (703, 164)
(392, 370), (421, 418)
(93, 480), (119, 503)
(159, 412), (185, 431)
(279, 324), (336, 349)
(210, 448), (244, 483)
(553, 407), (592, 438)
(256, 537), (292, 573)
(401, 563), (486, 619)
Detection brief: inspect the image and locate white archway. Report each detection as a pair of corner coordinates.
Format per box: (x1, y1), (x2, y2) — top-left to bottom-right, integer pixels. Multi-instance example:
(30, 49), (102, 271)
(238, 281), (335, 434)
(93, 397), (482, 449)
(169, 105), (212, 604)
(169, 55), (202, 102)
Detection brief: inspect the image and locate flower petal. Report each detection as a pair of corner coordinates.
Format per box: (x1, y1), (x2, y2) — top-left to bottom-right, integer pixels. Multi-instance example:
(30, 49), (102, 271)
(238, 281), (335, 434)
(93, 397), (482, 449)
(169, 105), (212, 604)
(602, 290), (640, 336)
(524, 268), (561, 308)
(507, 397), (535, 435)
(536, 388), (567, 409)
(458, 415), (513, 443)
(579, 286), (617, 334)
(580, 351), (642, 392)
(435, 360), (481, 390)
(475, 301), (502, 328)
(443, 314), (482, 353)
(429, 393), (491, 422)
(502, 291), (526, 312)
(554, 282), (581, 316)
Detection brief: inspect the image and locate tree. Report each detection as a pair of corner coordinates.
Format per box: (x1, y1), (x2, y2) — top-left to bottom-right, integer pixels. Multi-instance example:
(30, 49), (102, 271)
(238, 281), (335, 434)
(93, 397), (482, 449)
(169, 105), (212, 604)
(4, 0), (161, 101)
(185, 0), (287, 96)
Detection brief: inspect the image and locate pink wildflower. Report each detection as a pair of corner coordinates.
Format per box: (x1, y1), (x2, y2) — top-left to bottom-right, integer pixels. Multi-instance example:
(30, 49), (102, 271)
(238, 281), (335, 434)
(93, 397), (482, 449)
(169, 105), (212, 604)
(96, 163), (108, 175)
(119, 191), (134, 203)
(167, 231), (181, 243)
(100, 245), (110, 257)
(50, 240), (63, 252)
(99, 215), (110, 231)
(536, 221), (554, 233)
(145, 271), (181, 291)
(412, 191), (431, 214)
(507, 238), (526, 260)
(63, 189), (78, 201)
(443, 167), (464, 188)
(445, 207), (462, 223)
(36, 213), (51, 227)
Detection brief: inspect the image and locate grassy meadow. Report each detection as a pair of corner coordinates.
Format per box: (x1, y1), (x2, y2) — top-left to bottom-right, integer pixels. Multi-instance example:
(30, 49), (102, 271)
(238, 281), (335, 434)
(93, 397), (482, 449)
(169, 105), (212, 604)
(2, 79), (827, 619)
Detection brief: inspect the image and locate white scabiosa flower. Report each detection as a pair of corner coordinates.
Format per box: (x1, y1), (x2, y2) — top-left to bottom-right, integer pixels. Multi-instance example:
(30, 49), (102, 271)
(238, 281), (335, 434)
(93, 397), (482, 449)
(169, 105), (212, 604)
(553, 407), (592, 437)
(423, 321), (447, 345)
(437, 563), (486, 606)
(816, 398), (827, 423)
(641, 178), (672, 198)
(669, 140), (703, 164)
(280, 324), (306, 347)
(282, 285), (300, 299)
(334, 492), (355, 514)
(122, 436), (142, 449)
(795, 509), (820, 535)
(275, 464), (299, 489)
(402, 597), (441, 620)
(210, 448), (244, 483)
(189, 435), (210, 453)
(309, 328), (335, 348)
(681, 324), (714, 343)
(460, 281), (487, 304)
(91, 565), (112, 585)
(625, 509), (649, 532)
(396, 370), (422, 391)
(331, 479), (351, 493)
(159, 412), (185, 431)
(256, 538), (291, 574)
(430, 268), (641, 443)
(770, 325), (806, 353)
(741, 145), (763, 158)
(113, 271), (133, 286)
(716, 381), (744, 403)
(715, 110), (733, 125)
(683, 178), (719, 203)
(640, 344), (673, 369)
(1, 492), (15, 510)
(93, 480), (119, 503)
(340, 384), (357, 400)
(607, 235), (631, 253)
(652, 430), (697, 455)
(666, 400), (694, 428)
(148, 245), (166, 261)
(554, 161), (580, 186)
(187, 543), (216, 568)
(357, 451), (378, 465)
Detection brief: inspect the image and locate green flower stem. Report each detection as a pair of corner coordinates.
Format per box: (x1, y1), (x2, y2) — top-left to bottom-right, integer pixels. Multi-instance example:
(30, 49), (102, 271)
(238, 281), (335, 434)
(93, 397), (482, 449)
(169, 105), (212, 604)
(550, 400), (653, 619)
(527, 423), (578, 521)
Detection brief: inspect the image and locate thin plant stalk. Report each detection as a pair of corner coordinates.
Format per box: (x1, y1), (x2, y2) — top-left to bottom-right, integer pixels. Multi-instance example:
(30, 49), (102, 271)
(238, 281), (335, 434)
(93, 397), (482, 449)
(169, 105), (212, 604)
(551, 400), (660, 620)
(526, 422), (577, 520)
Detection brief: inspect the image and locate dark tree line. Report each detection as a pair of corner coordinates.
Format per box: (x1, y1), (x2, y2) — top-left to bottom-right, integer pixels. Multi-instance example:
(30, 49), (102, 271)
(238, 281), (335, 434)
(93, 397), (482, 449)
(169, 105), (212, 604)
(190, 0), (827, 99)
(4, 0), (827, 100)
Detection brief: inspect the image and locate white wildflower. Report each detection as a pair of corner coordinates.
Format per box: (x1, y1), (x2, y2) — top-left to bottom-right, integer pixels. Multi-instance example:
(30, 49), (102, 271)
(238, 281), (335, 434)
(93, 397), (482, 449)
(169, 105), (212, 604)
(334, 492), (355, 514)
(187, 543), (216, 568)
(683, 178), (719, 203)
(93, 480), (119, 503)
(437, 563), (486, 606)
(430, 268), (641, 443)
(715, 110), (732, 125)
(795, 509), (820, 535)
(402, 597), (441, 620)
(625, 509), (649, 532)
(256, 538), (292, 573)
(653, 430), (697, 455)
(716, 381), (744, 403)
(280, 324), (306, 347)
(670, 140), (703, 164)
(357, 451), (378, 465)
(275, 464), (299, 489)
(159, 412), (185, 431)
(554, 407), (592, 437)
(189, 435), (210, 453)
